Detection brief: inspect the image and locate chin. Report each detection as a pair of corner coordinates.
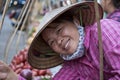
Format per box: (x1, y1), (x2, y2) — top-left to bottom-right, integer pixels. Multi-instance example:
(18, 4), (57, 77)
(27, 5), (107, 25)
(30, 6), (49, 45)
(68, 52), (74, 55)
(69, 49), (76, 55)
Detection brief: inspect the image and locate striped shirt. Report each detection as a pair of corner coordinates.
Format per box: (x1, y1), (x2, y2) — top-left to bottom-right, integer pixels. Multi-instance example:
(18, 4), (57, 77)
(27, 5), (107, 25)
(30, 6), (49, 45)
(107, 9), (120, 22)
(53, 19), (120, 80)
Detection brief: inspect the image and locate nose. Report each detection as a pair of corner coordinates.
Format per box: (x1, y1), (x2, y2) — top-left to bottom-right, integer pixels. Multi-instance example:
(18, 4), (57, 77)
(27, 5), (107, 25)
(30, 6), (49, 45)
(56, 36), (63, 45)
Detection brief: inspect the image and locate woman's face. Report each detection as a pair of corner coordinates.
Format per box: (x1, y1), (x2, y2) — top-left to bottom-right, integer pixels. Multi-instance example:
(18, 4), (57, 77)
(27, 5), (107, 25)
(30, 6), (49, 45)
(41, 21), (79, 55)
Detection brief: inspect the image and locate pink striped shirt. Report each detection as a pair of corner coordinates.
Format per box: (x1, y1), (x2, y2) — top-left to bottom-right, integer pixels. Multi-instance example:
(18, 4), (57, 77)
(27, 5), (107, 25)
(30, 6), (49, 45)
(53, 19), (120, 80)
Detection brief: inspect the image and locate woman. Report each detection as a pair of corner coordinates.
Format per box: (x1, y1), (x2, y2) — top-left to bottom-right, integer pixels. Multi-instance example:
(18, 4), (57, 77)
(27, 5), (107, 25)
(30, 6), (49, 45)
(1, 1), (120, 80)
(101, 0), (120, 22)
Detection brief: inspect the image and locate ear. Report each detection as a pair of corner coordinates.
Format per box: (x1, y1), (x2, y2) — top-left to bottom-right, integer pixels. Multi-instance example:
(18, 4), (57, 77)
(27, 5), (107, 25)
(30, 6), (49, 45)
(73, 16), (80, 26)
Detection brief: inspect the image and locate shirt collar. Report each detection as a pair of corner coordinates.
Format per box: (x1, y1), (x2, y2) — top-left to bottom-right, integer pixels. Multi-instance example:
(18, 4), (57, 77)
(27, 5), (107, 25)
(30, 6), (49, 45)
(84, 25), (92, 50)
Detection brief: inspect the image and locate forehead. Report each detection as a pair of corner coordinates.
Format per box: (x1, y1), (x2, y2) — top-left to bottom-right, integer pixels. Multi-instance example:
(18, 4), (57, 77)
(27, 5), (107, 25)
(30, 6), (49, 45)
(41, 24), (57, 36)
(42, 19), (74, 36)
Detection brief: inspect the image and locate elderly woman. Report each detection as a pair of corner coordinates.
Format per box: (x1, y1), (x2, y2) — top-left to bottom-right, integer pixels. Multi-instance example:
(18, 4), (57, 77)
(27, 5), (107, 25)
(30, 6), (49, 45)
(1, 1), (120, 80)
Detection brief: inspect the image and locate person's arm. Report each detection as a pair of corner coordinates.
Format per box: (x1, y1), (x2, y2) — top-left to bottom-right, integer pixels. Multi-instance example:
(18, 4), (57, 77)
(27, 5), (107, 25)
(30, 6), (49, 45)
(94, 19), (120, 79)
(52, 61), (80, 80)
(0, 60), (26, 80)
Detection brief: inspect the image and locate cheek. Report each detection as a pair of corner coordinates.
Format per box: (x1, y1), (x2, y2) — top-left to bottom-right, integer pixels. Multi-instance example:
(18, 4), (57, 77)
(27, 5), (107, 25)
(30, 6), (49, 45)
(52, 45), (68, 54)
(52, 46), (62, 54)
(62, 27), (77, 37)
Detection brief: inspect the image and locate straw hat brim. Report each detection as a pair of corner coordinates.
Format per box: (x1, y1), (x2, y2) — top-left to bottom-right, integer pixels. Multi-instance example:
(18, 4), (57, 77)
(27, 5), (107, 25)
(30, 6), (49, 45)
(28, 1), (103, 69)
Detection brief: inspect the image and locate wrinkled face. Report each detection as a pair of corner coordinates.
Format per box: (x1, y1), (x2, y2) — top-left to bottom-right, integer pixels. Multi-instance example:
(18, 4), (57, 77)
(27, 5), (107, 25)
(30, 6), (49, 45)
(41, 21), (79, 55)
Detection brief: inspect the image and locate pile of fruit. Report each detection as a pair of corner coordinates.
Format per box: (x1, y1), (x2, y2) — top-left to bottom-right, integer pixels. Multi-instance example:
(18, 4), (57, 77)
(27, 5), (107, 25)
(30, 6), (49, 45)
(9, 47), (52, 80)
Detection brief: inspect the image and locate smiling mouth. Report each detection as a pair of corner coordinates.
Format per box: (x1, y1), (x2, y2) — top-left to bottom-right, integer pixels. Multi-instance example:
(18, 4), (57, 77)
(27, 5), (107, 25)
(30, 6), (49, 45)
(64, 39), (70, 50)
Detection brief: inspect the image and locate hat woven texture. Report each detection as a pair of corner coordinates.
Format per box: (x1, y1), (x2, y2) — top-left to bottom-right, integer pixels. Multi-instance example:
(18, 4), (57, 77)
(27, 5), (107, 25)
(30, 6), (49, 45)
(28, 1), (103, 69)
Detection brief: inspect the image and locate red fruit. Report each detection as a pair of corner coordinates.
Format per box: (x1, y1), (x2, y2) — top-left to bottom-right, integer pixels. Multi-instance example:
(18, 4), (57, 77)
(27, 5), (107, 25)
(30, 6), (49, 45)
(46, 69), (52, 76)
(16, 63), (24, 69)
(15, 68), (22, 74)
(9, 63), (16, 71)
(20, 49), (24, 53)
(24, 47), (28, 52)
(12, 57), (21, 65)
(19, 54), (25, 62)
(38, 70), (46, 76)
(23, 62), (31, 69)
(23, 52), (27, 60)
(13, 54), (18, 60)
(15, 58), (21, 64)
(32, 70), (38, 76)
(11, 59), (17, 64)
(32, 69), (38, 72)
(23, 65), (31, 69)
(34, 69), (40, 76)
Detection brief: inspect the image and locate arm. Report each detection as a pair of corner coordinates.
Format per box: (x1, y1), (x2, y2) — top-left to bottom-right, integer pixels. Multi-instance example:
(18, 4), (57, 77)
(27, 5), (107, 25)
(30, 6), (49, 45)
(52, 61), (80, 80)
(0, 60), (26, 80)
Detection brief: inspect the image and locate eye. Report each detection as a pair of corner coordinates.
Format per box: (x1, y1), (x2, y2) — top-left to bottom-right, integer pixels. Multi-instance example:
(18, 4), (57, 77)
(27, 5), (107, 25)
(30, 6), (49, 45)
(57, 28), (62, 34)
(49, 40), (54, 46)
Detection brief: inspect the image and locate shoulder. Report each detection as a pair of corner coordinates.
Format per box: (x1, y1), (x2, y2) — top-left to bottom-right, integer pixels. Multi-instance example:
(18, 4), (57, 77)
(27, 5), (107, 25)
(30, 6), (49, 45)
(92, 19), (120, 31)
(85, 19), (120, 30)
(85, 19), (120, 41)
(93, 19), (120, 46)
(100, 19), (120, 24)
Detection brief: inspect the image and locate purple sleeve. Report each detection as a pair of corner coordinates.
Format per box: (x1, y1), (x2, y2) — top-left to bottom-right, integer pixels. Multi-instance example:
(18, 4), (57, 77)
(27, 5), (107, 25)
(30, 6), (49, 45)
(52, 61), (80, 80)
(18, 75), (26, 80)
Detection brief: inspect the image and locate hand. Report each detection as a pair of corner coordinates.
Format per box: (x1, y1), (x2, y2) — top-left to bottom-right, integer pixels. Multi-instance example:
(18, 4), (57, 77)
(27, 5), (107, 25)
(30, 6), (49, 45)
(0, 60), (18, 80)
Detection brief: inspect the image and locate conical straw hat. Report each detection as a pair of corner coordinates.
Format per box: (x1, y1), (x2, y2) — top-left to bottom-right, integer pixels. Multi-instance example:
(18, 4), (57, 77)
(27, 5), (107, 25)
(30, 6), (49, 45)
(28, 1), (103, 69)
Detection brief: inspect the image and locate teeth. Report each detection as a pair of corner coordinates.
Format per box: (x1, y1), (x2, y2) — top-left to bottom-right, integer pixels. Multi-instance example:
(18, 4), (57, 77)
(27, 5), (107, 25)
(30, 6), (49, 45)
(65, 40), (69, 49)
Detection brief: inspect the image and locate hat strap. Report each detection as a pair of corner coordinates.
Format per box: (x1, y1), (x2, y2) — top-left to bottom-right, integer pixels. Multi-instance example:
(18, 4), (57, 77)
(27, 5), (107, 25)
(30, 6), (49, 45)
(94, 0), (104, 80)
